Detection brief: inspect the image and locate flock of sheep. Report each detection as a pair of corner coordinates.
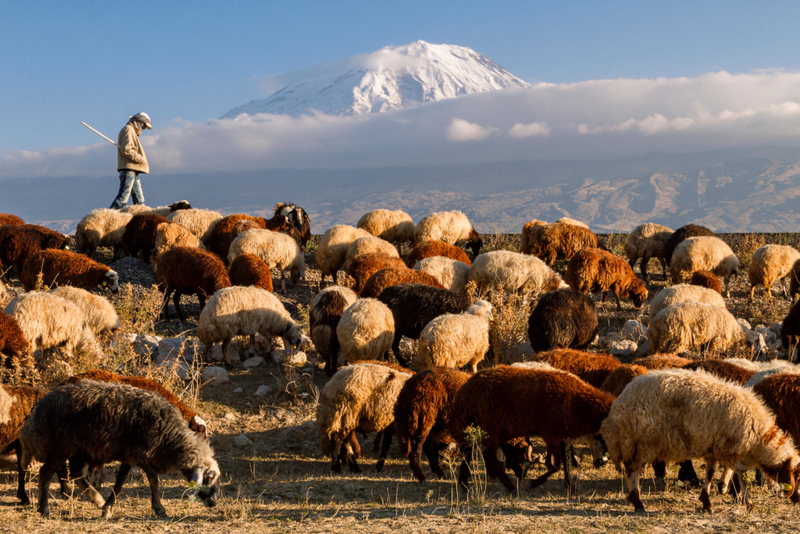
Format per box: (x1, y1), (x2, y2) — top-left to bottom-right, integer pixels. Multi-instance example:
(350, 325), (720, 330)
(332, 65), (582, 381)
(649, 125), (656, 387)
(2, 203), (800, 518)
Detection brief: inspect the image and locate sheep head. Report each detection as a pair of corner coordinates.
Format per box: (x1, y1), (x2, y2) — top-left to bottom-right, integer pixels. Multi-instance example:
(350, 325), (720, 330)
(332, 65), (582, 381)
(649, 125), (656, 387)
(629, 279), (648, 308)
(104, 270), (119, 293)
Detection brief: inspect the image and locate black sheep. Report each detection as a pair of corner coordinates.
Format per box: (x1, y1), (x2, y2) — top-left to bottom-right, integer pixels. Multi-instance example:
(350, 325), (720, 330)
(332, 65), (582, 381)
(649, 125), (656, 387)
(528, 289), (598, 352)
(781, 298), (800, 354)
(121, 213), (170, 264)
(663, 223), (714, 265)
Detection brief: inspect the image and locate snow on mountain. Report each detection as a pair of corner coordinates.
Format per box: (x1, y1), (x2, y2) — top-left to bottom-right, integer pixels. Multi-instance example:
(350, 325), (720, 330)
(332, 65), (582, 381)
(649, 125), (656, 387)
(222, 40), (529, 118)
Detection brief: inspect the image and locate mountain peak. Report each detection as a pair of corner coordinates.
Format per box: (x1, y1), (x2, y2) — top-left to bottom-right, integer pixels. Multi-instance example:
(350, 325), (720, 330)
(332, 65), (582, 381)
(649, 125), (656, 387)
(222, 41), (529, 118)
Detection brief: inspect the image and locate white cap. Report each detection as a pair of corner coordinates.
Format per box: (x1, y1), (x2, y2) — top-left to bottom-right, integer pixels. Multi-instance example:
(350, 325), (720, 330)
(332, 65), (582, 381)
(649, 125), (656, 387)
(130, 112), (152, 130)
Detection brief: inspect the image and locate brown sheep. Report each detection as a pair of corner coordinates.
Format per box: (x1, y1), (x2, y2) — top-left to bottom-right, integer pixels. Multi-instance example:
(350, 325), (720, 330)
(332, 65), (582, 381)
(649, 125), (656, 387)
(0, 224), (70, 276)
(0, 213), (24, 226)
(525, 222), (598, 266)
(229, 253), (274, 292)
(520, 220), (547, 256)
(0, 312), (30, 368)
(406, 241), (471, 268)
(20, 249), (119, 293)
(633, 353), (694, 369)
(155, 247), (231, 321)
(789, 258), (800, 301)
(753, 373), (800, 460)
(207, 213), (292, 260)
(534, 348), (622, 388)
(348, 253), (407, 294)
(690, 270), (723, 294)
(565, 248), (648, 309)
(360, 267), (445, 299)
(600, 363), (648, 396)
(121, 213), (170, 264)
(683, 359), (755, 385)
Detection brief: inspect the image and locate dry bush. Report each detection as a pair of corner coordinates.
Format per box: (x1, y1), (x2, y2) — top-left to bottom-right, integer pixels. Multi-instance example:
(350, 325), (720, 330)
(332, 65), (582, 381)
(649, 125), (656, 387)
(467, 281), (533, 367)
(733, 234), (766, 270)
(481, 225), (519, 254)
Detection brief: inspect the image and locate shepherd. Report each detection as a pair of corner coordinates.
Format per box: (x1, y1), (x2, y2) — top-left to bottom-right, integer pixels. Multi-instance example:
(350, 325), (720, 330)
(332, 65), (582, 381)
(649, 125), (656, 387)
(109, 112), (152, 210)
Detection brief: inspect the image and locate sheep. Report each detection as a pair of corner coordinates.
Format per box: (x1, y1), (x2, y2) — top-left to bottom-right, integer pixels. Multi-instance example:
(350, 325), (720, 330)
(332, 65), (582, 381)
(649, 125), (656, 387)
(394, 367), (471, 482)
(690, 270), (722, 294)
(599, 363), (648, 396)
(527, 289), (598, 352)
(600, 369), (800, 512)
(413, 256), (470, 293)
(317, 363), (412, 473)
(565, 248), (648, 309)
(683, 359), (755, 384)
(4, 292), (100, 363)
(360, 267), (445, 299)
(166, 208), (223, 244)
(555, 217), (589, 228)
(348, 253), (407, 294)
(228, 253), (274, 292)
(310, 286), (359, 375)
(20, 380), (220, 518)
(752, 373), (800, 448)
(633, 353), (694, 369)
(781, 298), (800, 355)
(49, 286), (119, 335)
(664, 223), (714, 265)
(336, 298), (395, 364)
(745, 362), (800, 388)
(748, 244), (800, 301)
(121, 213), (170, 264)
(0, 213), (24, 226)
(152, 221), (206, 270)
(0, 278), (8, 304)
(120, 199), (192, 217)
(469, 250), (567, 295)
(341, 236), (400, 273)
(0, 312), (30, 368)
(377, 284), (471, 367)
(75, 208), (133, 260)
(0, 224), (71, 276)
(534, 348), (621, 388)
(670, 236), (739, 294)
(357, 209), (415, 244)
(789, 259), (800, 301)
(155, 247), (231, 321)
(228, 229), (305, 291)
(524, 222), (599, 266)
(207, 214), (268, 258)
(197, 285), (303, 365)
(449, 365), (614, 493)
(274, 202), (312, 250)
(520, 220), (547, 256)
(315, 225), (374, 284)
(623, 223), (674, 282)
(406, 240), (471, 267)
(414, 211), (482, 257)
(418, 300), (492, 373)
(647, 301), (748, 356)
(648, 284), (726, 323)
(21, 249), (119, 293)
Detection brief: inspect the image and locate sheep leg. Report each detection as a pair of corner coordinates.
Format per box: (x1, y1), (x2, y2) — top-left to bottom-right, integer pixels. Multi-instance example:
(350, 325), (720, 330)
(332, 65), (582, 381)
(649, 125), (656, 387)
(735, 471), (752, 508)
(344, 434), (362, 474)
(718, 466), (735, 496)
(410, 436), (428, 482)
(457, 445), (472, 490)
(281, 270), (287, 292)
(531, 453), (561, 488)
(423, 439), (447, 480)
(173, 290), (186, 322)
(500, 442), (526, 481)
(677, 459), (701, 487)
(625, 464), (645, 512)
(640, 253), (651, 282)
(68, 458), (105, 509)
(658, 257), (668, 279)
(37, 462), (59, 517)
(221, 336), (234, 366)
(700, 459), (717, 512)
(562, 441), (578, 498)
(101, 463), (132, 519)
(161, 288), (173, 319)
(484, 442), (515, 492)
(142, 467), (167, 518)
(653, 461), (666, 480)
(376, 426), (394, 473)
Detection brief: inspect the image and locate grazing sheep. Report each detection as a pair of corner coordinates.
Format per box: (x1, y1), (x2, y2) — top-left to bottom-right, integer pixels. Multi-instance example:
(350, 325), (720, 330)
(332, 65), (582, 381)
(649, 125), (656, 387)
(317, 363), (412, 473)
(781, 298), (800, 354)
(449, 365), (614, 493)
(21, 249), (119, 293)
(357, 209), (415, 244)
(623, 223), (674, 282)
(207, 214), (267, 258)
(633, 353), (694, 369)
(647, 301), (748, 356)
(394, 367), (471, 482)
(683, 359), (755, 385)
(535, 348), (621, 388)
(555, 217), (589, 228)
(0, 312), (30, 368)
(670, 236), (739, 294)
(197, 286), (303, 365)
(789, 259), (800, 301)
(228, 229), (306, 291)
(274, 202), (312, 250)
(75, 208), (133, 260)
(228, 253), (274, 292)
(315, 225), (374, 284)
(336, 298), (395, 364)
(418, 300), (492, 373)
(469, 250), (567, 295)
(360, 267), (445, 299)
(348, 254), (407, 294)
(600, 363), (648, 396)
(690, 270), (722, 294)
(377, 284), (471, 367)
(748, 244), (800, 301)
(648, 284), (726, 323)
(752, 373), (800, 449)
(20, 380), (219, 518)
(524, 222), (599, 266)
(601, 369), (800, 512)
(664, 223), (714, 265)
(155, 247), (231, 321)
(49, 286), (119, 335)
(120, 200), (192, 218)
(0, 224), (71, 276)
(121, 213), (170, 264)
(527, 289), (598, 352)
(745, 362), (800, 388)
(414, 211), (482, 257)
(565, 248), (648, 309)
(341, 236), (400, 274)
(406, 240), (471, 267)
(413, 256), (470, 293)
(310, 286), (359, 375)
(152, 221), (206, 270)
(520, 220), (547, 256)
(0, 213), (24, 226)
(166, 208), (223, 243)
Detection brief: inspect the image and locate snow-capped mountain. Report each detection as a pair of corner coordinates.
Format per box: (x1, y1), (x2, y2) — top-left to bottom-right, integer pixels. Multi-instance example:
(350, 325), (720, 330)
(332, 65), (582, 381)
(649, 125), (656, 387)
(222, 41), (529, 118)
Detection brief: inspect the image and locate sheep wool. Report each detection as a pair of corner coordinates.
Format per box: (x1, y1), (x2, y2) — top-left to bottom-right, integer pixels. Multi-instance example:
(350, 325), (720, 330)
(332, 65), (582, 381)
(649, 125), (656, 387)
(310, 285), (359, 375)
(414, 211), (482, 256)
(647, 301), (747, 356)
(336, 298), (395, 364)
(664, 223), (714, 265)
(527, 289), (598, 352)
(360, 267), (445, 299)
(228, 229), (305, 290)
(648, 284), (726, 323)
(632, 353), (693, 369)
(348, 254), (407, 294)
(228, 253), (274, 292)
(75, 208), (133, 259)
(565, 248), (648, 309)
(781, 298), (800, 352)
(121, 213), (171, 264)
(535, 348), (621, 388)
(690, 270), (723, 294)
(207, 214), (269, 259)
(0, 384), (48, 504)
(599, 363), (648, 396)
(748, 244), (800, 301)
(341, 236), (400, 273)
(357, 209), (415, 244)
(0, 312), (30, 368)
(0, 213), (24, 226)
(413, 256), (470, 293)
(20, 249), (119, 293)
(0, 224), (71, 275)
(469, 250), (567, 295)
(152, 221), (206, 270)
(520, 220), (547, 256)
(315, 225), (373, 283)
(406, 240), (471, 267)
(623, 222), (674, 282)
(49, 286), (119, 335)
(418, 300), (492, 373)
(155, 247), (231, 321)
(670, 236), (739, 293)
(166, 208), (223, 244)
(524, 222), (598, 266)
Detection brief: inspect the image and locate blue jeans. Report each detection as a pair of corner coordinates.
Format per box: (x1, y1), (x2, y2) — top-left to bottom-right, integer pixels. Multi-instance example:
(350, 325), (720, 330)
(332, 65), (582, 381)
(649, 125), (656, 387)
(109, 170), (145, 209)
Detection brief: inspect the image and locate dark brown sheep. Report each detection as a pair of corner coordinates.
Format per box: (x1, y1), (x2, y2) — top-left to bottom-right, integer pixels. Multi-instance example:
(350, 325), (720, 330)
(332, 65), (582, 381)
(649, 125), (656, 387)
(520, 220), (547, 256)
(0, 213), (24, 226)
(691, 270), (723, 294)
(600, 363), (648, 396)
(535, 348), (622, 388)
(525, 222), (598, 266)
(753, 373), (800, 456)
(0, 224), (70, 276)
(565, 248), (648, 309)
(664, 223), (714, 265)
(155, 247), (231, 321)
(528, 289), (598, 352)
(633, 353), (693, 369)
(20, 249), (119, 293)
(683, 359), (755, 384)
(348, 253), (407, 294)
(0, 312), (30, 368)
(121, 213), (170, 264)
(361, 267), (445, 299)
(229, 253), (274, 292)
(789, 259), (800, 301)
(781, 298), (800, 353)
(309, 286), (358, 376)
(449, 365), (614, 494)
(406, 241), (471, 268)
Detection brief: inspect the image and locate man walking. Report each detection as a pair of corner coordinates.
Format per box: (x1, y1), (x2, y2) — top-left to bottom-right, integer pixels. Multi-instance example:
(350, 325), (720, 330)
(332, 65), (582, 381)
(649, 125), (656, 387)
(109, 112), (152, 209)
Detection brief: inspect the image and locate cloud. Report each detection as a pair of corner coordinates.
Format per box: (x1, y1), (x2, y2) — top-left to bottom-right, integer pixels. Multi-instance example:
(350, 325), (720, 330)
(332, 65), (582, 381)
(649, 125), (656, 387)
(447, 118), (497, 141)
(508, 121), (550, 138)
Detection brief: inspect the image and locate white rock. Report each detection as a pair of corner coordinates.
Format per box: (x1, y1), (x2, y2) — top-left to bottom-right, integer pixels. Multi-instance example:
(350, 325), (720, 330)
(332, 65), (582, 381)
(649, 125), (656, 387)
(620, 320), (647, 343)
(254, 385), (272, 396)
(233, 388), (243, 394)
(282, 351), (307, 367)
(202, 366), (229, 385)
(737, 318), (752, 331)
(299, 335), (315, 352)
(755, 325), (777, 345)
(242, 356), (265, 369)
(233, 433), (252, 447)
(610, 339), (638, 358)
(156, 337), (195, 364)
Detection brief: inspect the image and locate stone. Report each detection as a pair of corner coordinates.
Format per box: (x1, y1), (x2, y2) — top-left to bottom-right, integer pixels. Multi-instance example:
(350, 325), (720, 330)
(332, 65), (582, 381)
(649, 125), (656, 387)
(755, 325), (777, 345)
(610, 339), (638, 359)
(116, 333), (161, 361)
(233, 434), (252, 447)
(620, 320), (647, 343)
(242, 356), (265, 369)
(281, 420), (319, 444)
(737, 318), (752, 331)
(282, 351), (307, 367)
(233, 388), (243, 394)
(770, 322), (783, 335)
(635, 339), (650, 358)
(157, 358), (191, 380)
(156, 337), (193, 365)
(202, 366), (229, 385)
(299, 335), (315, 352)
(752, 333), (768, 357)
(254, 385), (272, 396)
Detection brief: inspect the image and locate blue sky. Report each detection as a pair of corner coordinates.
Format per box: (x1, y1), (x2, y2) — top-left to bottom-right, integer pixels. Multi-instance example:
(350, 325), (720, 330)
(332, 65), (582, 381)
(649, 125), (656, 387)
(3, 0), (800, 152)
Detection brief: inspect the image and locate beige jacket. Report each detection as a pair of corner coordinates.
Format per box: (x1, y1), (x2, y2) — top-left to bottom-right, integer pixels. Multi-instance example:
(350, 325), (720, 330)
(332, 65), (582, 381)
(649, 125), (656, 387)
(117, 123), (149, 174)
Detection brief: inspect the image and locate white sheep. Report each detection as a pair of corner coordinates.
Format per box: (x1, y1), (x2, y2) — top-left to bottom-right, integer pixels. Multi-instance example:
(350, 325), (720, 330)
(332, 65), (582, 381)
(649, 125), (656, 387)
(601, 369), (800, 511)
(554, 217), (589, 228)
(744, 361), (800, 388)
(357, 209), (415, 244)
(0, 278), (9, 304)
(413, 256), (470, 293)
(748, 244), (800, 301)
(75, 208), (133, 259)
(414, 210), (482, 256)
(670, 236), (739, 295)
(49, 286), (119, 335)
(623, 222), (674, 282)
(468, 250), (568, 295)
(315, 225), (373, 284)
(647, 301), (748, 356)
(336, 298), (395, 364)
(341, 236), (400, 273)
(152, 222), (206, 271)
(167, 208), (223, 244)
(227, 229), (305, 291)
(197, 285), (303, 365)
(648, 284), (726, 323)
(418, 300), (492, 373)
